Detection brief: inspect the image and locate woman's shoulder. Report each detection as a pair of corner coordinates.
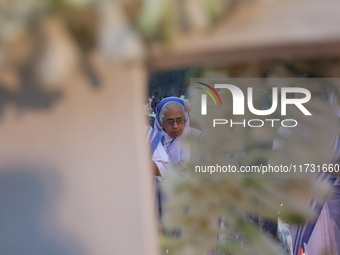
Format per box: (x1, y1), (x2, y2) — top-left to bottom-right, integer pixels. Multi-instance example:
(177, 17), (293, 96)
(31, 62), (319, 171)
(188, 127), (204, 139)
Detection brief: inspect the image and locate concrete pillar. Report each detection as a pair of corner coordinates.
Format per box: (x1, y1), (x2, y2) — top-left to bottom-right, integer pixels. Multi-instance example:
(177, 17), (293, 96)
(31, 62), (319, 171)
(0, 63), (158, 255)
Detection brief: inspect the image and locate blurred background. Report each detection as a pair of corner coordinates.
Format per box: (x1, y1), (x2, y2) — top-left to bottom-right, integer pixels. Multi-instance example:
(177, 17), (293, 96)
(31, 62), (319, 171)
(1, 0), (340, 254)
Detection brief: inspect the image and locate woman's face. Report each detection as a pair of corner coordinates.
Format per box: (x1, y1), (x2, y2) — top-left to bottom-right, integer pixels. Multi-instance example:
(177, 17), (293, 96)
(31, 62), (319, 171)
(162, 106), (186, 138)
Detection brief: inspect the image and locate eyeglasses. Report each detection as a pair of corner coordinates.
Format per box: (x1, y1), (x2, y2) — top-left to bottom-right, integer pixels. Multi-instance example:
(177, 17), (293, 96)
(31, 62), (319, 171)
(164, 117), (186, 127)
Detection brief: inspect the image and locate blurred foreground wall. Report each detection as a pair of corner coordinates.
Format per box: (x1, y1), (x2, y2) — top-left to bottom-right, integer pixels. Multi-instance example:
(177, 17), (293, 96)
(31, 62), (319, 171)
(0, 63), (157, 255)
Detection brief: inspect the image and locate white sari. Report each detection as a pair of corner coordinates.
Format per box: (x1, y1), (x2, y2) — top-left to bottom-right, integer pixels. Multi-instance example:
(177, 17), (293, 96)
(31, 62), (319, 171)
(162, 127), (203, 165)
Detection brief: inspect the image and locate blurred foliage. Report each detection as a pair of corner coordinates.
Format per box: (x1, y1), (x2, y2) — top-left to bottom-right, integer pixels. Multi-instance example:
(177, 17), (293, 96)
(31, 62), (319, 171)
(159, 61), (340, 255)
(1, 1), (340, 255)
(0, 0), (232, 91)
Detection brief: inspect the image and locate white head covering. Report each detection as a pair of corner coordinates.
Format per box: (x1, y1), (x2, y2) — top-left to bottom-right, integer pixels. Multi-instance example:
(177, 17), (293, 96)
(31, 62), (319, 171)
(154, 97), (190, 132)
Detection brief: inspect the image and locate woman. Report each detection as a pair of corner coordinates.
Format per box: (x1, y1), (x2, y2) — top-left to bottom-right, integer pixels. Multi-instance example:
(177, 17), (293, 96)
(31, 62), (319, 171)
(154, 97), (203, 237)
(154, 97), (203, 166)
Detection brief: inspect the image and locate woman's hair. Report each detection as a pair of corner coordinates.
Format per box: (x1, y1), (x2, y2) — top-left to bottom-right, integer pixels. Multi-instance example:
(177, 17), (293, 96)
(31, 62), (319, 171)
(159, 101), (188, 124)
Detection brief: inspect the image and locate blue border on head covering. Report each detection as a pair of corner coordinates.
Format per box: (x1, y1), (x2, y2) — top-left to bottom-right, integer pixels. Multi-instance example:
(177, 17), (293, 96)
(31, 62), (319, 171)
(146, 126), (165, 155)
(154, 97), (188, 132)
